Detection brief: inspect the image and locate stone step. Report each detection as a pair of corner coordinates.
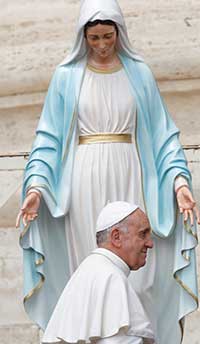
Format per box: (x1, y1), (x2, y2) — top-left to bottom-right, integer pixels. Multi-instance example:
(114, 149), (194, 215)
(163, 91), (200, 146)
(0, 104), (41, 155)
(0, 324), (40, 344)
(182, 310), (200, 344)
(0, 228), (30, 325)
(1, 0), (200, 96)
(0, 227), (20, 260)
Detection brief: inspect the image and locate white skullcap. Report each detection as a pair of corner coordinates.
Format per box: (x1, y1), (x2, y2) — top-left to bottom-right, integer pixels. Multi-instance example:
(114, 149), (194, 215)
(96, 201), (139, 233)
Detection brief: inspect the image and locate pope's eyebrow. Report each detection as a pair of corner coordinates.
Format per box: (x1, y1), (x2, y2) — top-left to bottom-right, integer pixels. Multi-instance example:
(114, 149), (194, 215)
(138, 226), (151, 234)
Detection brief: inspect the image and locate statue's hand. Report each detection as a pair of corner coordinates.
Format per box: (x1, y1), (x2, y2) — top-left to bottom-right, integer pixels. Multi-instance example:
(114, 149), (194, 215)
(176, 186), (200, 226)
(16, 192), (41, 228)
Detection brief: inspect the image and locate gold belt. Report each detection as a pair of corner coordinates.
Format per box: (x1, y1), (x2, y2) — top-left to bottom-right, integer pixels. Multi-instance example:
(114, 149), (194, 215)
(79, 133), (132, 145)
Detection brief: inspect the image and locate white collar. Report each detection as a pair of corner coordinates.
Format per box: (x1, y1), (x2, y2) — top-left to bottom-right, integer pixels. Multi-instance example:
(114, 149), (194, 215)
(92, 247), (130, 277)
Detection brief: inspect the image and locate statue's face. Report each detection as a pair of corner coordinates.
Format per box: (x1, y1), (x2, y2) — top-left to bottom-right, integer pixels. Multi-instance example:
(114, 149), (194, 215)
(85, 23), (117, 59)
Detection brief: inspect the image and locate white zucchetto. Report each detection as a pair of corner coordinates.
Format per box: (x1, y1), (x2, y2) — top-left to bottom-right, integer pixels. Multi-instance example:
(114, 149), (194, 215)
(96, 201), (139, 233)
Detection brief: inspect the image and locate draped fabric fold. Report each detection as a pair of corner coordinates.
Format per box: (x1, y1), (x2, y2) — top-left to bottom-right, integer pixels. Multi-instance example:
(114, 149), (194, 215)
(23, 70), (64, 200)
(20, 63), (81, 328)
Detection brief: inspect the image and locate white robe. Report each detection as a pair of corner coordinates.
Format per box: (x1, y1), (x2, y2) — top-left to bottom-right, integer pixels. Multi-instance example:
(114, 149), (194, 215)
(65, 65), (144, 273)
(42, 248), (155, 344)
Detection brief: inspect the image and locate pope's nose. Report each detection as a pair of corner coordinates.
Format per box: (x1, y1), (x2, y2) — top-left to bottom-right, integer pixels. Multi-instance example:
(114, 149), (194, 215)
(147, 238), (154, 249)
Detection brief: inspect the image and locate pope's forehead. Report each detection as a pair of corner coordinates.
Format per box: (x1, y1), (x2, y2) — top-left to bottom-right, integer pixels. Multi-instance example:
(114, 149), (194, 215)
(128, 209), (150, 228)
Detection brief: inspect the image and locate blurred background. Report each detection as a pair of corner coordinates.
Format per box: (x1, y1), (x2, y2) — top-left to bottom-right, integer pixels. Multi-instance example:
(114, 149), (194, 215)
(0, 1), (199, 343)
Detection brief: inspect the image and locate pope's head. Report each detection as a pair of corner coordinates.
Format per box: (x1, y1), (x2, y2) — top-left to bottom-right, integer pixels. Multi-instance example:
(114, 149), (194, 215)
(96, 202), (153, 270)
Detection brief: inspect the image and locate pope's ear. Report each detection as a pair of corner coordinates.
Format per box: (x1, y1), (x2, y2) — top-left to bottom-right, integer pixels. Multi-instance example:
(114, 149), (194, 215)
(110, 228), (122, 248)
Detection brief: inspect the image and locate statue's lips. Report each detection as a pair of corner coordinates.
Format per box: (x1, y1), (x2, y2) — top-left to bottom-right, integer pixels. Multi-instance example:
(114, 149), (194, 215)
(97, 49), (110, 55)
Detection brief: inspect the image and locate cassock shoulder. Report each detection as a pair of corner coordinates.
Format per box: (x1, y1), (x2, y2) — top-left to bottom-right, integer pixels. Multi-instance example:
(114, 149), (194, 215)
(71, 253), (128, 295)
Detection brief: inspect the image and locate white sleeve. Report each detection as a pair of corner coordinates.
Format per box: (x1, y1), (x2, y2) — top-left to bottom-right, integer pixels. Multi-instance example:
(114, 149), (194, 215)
(26, 187), (42, 198)
(95, 330), (143, 344)
(174, 175), (189, 192)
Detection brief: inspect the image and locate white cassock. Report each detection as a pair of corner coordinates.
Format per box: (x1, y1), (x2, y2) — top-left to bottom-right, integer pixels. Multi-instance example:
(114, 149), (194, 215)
(42, 248), (155, 344)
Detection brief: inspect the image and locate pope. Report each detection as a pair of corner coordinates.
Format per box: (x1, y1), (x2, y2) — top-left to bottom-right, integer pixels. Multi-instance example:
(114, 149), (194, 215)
(42, 202), (155, 344)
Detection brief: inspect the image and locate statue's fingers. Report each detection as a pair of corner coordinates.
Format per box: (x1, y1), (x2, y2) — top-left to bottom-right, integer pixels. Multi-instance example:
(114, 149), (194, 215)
(179, 206), (184, 214)
(188, 209), (194, 226)
(27, 214), (33, 222)
(190, 200), (196, 207)
(21, 202), (29, 211)
(27, 213), (38, 222)
(183, 209), (189, 223)
(22, 213), (28, 227)
(194, 206), (200, 225)
(15, 210), (23, 228)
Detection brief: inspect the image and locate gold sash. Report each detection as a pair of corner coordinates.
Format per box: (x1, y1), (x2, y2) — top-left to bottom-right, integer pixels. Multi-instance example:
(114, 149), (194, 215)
(79, 133), (132, 145)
